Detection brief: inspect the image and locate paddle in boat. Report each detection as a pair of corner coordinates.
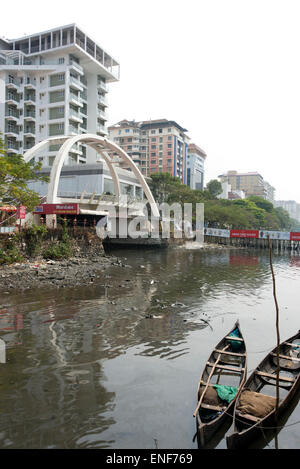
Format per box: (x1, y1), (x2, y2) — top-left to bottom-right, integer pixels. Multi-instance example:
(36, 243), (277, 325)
(194, 320), (247, 447)
(226, 330), (300, 449)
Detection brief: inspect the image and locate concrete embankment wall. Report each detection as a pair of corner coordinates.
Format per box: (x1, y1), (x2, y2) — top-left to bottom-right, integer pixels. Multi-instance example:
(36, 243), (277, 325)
(204, 235), (300, 251)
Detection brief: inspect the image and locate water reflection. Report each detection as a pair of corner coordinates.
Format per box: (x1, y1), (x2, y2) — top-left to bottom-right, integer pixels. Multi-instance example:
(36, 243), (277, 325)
(0, 247), (299, 448)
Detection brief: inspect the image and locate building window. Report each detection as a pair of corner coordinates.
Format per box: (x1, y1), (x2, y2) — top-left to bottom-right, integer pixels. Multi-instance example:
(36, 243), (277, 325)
(58, 57), (65, 64)
(159, 128), (162, 133)
(151, 130), (156, 134)
(125, 129), (130, 133)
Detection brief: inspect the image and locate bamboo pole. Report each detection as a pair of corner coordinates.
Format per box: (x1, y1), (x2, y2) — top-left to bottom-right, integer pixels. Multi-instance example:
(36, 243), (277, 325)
(267, 235), (280, 436)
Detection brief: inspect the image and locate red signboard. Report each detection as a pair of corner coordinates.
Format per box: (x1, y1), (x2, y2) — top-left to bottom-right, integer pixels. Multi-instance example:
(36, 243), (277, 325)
(33, 203), (79, 215)
(16, 206), (26, 219)
(0, 206), (17, 212)
(290, 232), (300, 241)
(230, 229), (259, 238)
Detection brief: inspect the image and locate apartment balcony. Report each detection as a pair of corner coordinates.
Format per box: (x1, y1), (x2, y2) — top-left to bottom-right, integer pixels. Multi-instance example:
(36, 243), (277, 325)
(97, 80), (108, 92)
(69, 145), (83, 155)
(69, 77), (84, 92)
(97, 123), (107, 134)
(24, 80), (36, 90)
(24, 110), (36, 122)
(24, 96), (36, 106)
(69, 93), (83, 108)
(98, 94), (108, 107)
(69, 60), (84, 76)
(23, 130), (36, 138)
(97, 109), (107, 120)
(6, 77), (21, 91)
(5, 93), (20, 106)
(69, 125), (80, 135)
(5, 128), (19, 139)
(5, 139), (19, 153)
(24, 142), (35, 151)
(5, 109), (20, 122)
(69, 110), (83, 124)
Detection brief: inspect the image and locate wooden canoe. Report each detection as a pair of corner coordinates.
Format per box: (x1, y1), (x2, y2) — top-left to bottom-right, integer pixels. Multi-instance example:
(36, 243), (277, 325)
(226, 330), (300, 449)
(194, 320), (247, 447)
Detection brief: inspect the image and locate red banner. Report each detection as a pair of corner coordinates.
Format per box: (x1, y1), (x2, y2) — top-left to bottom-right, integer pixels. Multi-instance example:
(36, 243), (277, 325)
(33, 203), (79, 215)
(290, 232), (300, 241)
(16, 206), (26, 219)
(230, 229), (259, 238)
(0, 206), (17, 212)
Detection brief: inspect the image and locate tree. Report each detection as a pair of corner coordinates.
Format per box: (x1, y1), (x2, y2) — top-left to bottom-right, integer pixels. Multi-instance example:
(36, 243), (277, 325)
(149, 173), (182, 203)
(0, 135), (49, 211)
(247, 195), (274, 213)
(206, 179), (223, 198)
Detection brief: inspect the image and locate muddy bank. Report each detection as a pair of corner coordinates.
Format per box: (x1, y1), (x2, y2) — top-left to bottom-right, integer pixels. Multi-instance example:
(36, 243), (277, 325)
(0, 252), (130, 293)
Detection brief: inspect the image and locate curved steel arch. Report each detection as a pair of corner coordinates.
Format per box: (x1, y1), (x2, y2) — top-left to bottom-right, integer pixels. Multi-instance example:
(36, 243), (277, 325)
(23, 134), (159, 217)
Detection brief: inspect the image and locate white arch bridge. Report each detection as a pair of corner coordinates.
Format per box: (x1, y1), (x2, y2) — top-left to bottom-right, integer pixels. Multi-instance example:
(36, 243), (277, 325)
(24, 134), (160, 228)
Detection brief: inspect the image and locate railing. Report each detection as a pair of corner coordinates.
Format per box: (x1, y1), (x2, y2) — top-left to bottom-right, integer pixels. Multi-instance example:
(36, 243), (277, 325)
(5, 109), (20, 118)
(70, 76), (84, 89)
(69, 60), (84, 74)
(6, 93), (20, 102)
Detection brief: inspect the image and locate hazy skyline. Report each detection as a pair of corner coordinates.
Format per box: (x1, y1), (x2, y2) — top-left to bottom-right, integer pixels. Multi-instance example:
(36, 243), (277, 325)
(2, 0), (300, 201)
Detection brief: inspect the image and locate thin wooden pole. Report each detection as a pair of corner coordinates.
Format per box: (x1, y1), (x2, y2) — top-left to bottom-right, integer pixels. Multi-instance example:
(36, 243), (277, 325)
(193, 344), (229, 417)
(267, 235), (280, 433)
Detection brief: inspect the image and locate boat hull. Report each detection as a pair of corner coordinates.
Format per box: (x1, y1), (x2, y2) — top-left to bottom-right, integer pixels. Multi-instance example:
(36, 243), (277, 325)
(226, 330), (300, 449)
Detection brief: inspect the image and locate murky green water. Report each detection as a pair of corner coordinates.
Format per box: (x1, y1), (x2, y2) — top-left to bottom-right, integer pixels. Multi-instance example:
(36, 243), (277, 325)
(0, 244), (299, 449)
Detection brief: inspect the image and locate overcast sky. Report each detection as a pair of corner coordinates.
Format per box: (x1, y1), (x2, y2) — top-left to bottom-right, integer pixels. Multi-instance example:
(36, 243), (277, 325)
(2, 0), (300, 201)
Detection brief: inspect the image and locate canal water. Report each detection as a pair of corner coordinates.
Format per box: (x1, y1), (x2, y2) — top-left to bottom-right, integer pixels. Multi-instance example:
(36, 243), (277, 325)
(0, 244), (299, 449)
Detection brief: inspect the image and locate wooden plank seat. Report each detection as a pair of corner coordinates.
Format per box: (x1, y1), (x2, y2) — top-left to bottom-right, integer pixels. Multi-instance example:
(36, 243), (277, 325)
(255, 371), (295, 383)
(225, 336), (244, 342)
(214, 348), (246, 357)
(235, 411), (261, 422)
(206, 362), (245, 373)
(283, 342), (300, 348)
(200, 403), (226, 412)
(271, 352), (300, 362)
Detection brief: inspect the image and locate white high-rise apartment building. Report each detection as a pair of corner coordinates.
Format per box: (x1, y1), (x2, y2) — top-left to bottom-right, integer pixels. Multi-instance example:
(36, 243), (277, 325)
(0, 24), (119, 166)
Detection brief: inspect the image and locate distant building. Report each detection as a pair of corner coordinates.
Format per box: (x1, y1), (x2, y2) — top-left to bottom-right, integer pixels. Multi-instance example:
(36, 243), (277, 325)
(108, 119), (206, 186)
(274, 200), (300, 222)
(0, 24), (120, 166)
(186, 143), (206, 190)
(218, 170), (275, 202)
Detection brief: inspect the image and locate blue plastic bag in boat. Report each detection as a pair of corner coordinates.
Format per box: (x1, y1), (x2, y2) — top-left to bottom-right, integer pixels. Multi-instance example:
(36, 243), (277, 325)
(228, 327), (242, 351)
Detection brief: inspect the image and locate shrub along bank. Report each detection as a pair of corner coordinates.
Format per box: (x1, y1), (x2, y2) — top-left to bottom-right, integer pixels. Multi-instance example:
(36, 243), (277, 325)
(0, 223), (103, 265)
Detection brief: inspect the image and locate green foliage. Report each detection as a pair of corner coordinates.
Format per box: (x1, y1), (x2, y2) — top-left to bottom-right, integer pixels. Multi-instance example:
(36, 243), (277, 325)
(0, 246), (24, 265)
(43, 218), (72, 260)
(149, 173), (296, 230)
(22, 223), (48, 257)
(206, 179), (223, 198)
(0, 235), (24, 265)
(43, 241), (72, 260)
(247, 196), (274, 213)
(0, 134), (49, 211)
